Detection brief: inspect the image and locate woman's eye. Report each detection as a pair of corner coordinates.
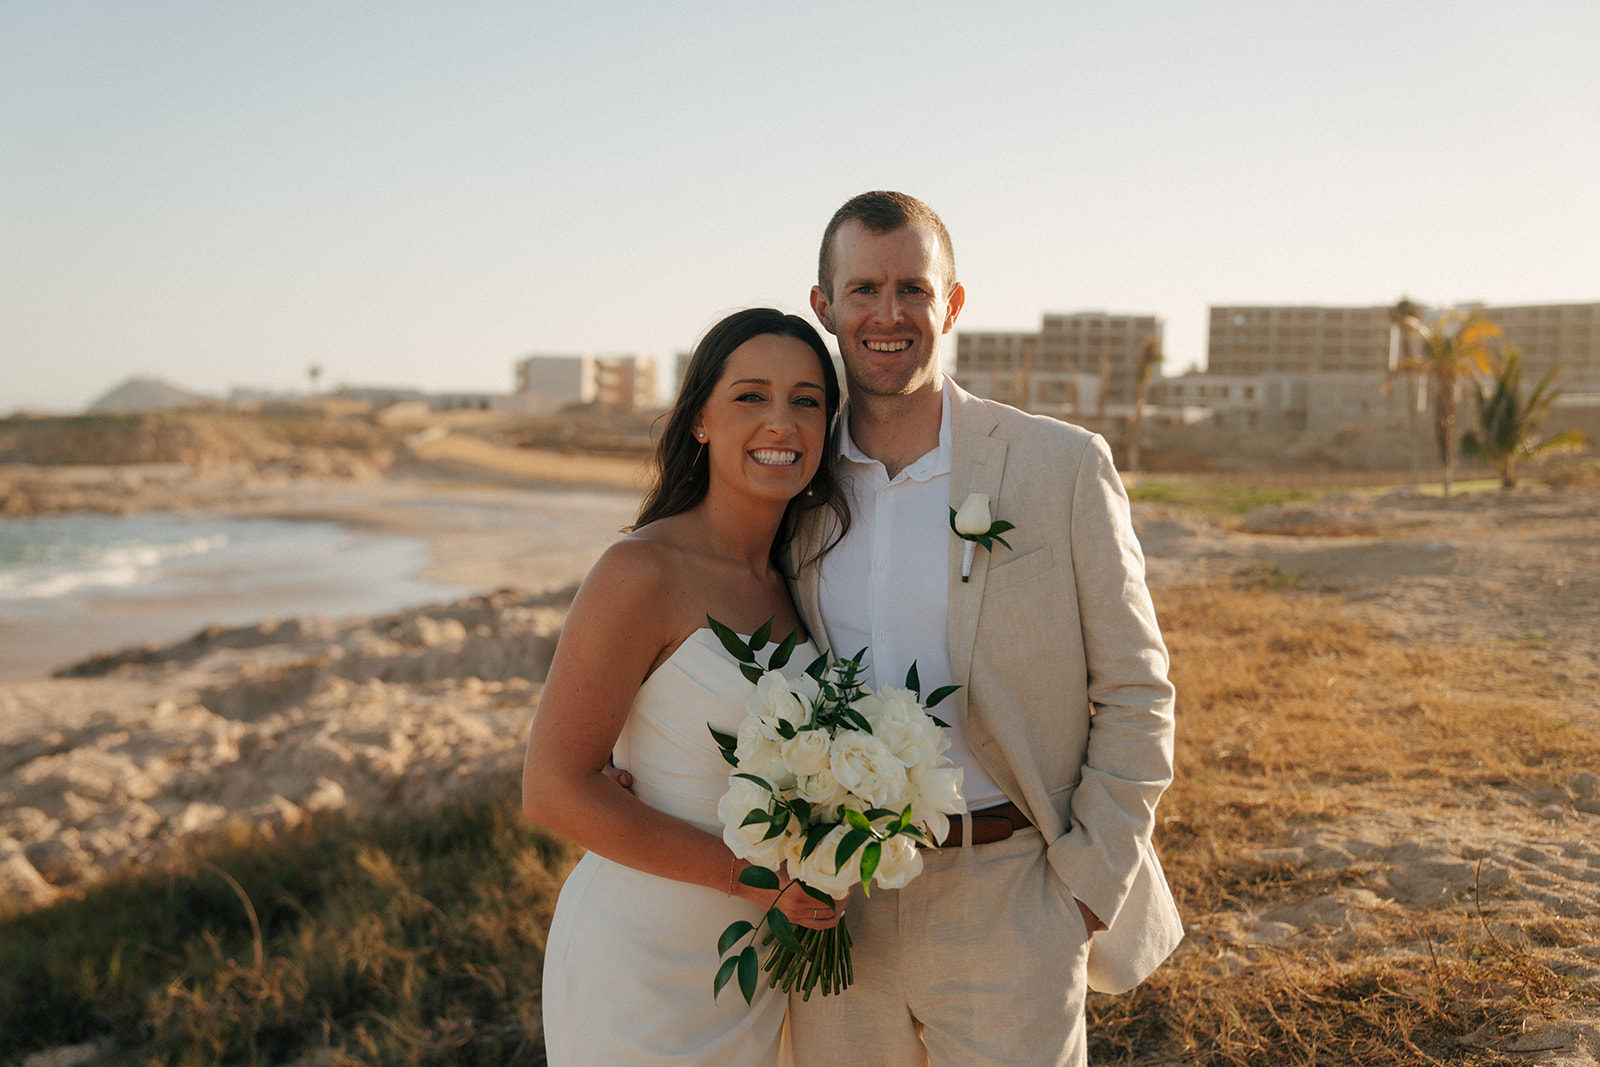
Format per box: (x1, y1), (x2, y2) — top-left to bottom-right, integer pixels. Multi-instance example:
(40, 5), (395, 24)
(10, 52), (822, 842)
(736, 392), (766, 403)
(792, 395), (820, 408)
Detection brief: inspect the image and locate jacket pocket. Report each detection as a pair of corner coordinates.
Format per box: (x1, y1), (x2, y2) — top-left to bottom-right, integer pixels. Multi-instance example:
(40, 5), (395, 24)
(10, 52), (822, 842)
(983, 542), (1055, 595)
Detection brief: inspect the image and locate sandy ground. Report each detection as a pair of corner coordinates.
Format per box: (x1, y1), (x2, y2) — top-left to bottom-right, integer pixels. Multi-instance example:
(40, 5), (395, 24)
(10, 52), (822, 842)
(3, 462), (1598, 1063)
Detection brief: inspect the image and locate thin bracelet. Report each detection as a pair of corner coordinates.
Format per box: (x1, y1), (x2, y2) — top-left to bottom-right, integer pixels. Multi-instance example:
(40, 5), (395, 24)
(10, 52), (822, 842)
(727, 856), (736, 897)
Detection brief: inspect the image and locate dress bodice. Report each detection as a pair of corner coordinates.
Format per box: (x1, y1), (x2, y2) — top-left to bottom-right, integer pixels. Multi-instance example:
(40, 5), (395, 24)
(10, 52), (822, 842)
(612, 628), (816, 837)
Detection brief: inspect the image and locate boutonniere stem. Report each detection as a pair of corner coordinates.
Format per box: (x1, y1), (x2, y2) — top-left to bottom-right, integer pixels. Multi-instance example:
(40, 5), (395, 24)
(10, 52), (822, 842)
(949, 493), (1015, 582)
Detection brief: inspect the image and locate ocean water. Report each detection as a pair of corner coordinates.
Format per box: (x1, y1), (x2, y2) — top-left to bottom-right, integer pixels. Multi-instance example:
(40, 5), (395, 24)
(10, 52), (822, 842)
(0, 512), (469, 678)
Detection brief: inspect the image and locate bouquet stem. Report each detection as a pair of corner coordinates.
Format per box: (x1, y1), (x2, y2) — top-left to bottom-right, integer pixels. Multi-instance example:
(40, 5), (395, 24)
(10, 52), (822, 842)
(762, 918), (854, 1000)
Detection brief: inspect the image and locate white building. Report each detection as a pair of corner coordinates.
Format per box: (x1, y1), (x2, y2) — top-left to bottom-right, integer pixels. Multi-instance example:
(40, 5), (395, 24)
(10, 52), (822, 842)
(510, 354), (659, 415)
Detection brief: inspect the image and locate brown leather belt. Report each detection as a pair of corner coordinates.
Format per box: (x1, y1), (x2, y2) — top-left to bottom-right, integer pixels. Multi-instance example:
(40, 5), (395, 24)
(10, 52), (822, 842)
(935, 800), (1033, 847)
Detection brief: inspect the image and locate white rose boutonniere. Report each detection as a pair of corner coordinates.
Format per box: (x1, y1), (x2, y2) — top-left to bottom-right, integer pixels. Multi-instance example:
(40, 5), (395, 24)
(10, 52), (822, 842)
(949, 492), (1016, 582)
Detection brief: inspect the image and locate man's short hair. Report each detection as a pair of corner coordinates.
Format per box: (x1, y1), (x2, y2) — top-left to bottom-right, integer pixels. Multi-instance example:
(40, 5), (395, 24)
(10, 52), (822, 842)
(817, 191), (957, 299)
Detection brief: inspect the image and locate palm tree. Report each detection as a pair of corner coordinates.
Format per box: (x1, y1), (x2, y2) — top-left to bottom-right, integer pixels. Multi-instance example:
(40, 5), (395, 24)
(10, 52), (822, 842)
(1401, 308), (1501, 496)
(1126, 336), (1163, 474)
(1388, 297), (1425, 488)
(1461, 346), (1588, 488)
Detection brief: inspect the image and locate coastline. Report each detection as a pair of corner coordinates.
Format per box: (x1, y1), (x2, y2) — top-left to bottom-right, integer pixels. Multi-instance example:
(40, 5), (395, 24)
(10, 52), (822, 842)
(0, 454), (645, 682)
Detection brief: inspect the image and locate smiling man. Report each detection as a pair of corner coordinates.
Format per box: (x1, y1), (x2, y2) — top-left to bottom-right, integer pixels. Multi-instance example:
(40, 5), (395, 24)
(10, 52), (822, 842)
(785, 191), (1182, 1066)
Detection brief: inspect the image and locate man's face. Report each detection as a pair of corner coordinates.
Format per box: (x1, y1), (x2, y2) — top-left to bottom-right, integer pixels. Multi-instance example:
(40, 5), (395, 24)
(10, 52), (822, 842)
(810, 220), (965, 400)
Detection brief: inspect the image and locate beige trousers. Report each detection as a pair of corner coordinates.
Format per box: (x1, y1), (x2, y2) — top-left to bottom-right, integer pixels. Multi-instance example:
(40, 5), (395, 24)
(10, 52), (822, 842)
(788, 827), (1091, 1067)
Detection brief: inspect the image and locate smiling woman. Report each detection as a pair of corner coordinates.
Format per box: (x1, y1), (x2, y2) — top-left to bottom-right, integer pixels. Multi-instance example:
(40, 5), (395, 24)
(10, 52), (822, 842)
(521, 307), (854, 1066)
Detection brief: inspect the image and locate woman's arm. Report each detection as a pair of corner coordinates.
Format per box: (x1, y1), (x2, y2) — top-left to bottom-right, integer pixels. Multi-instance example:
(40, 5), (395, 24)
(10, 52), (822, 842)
(521, 541), (842, 927)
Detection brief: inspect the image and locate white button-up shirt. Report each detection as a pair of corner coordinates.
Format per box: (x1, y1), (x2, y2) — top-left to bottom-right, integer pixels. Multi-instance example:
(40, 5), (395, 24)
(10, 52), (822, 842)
(817, 383), (1006, 811)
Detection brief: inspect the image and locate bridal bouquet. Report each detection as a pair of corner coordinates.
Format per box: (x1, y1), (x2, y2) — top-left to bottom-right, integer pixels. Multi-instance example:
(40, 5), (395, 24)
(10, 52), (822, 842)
(707, 616), (966, 1003)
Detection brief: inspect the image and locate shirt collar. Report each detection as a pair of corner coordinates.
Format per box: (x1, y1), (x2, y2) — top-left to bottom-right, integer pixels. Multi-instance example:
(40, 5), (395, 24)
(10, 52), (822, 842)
(837, 375), (952, 482)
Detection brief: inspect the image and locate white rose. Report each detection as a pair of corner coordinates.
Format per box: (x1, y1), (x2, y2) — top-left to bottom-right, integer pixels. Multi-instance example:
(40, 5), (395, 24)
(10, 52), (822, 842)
(873, 714), (937, 769)
(829, 731), (910, 810)
(748, 670), (811, 733)
(871, 834), (924, 890)
(906, 762), (966, 845)
(796, 765), (850, 822)
(780, 729), (831, 778)
(954, 492), (992, 535)
(717, 776), (790, 869)
(735, 716), (796, 791)
(795, 824), (861, 899)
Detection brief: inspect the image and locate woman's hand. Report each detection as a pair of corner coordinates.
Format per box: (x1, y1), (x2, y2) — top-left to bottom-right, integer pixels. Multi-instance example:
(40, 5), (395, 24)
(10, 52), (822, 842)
(732, 859), (848, 930)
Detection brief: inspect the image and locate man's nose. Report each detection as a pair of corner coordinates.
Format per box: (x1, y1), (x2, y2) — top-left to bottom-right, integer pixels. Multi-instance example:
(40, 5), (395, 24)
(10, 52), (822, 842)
(871, 290), (904, 324)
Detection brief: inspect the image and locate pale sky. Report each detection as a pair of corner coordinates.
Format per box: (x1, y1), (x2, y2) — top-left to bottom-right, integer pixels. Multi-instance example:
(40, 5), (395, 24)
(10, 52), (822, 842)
(4, 1), (1597, 415)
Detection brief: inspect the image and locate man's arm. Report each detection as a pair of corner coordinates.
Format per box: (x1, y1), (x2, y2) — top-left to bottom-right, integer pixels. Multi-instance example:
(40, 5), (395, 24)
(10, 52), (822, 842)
(1046, 435), (1176, 929)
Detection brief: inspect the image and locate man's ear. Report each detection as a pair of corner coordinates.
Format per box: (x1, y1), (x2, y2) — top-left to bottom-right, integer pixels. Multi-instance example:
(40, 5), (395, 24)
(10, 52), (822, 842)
(809, 285), (837, 335)
(942, 283), (966, 334)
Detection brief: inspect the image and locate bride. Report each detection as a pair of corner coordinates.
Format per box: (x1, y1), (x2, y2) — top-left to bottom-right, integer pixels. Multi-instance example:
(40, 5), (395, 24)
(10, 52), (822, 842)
(522, 308), (852, 1065)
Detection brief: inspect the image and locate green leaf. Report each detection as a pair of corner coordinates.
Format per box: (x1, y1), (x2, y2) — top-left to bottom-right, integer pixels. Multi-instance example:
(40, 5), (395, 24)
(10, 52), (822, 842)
(834, 828), (870, 867)
(801, 822), (834, 859)
(708, 725), (738, 753)
(769, 627), (798, 671)
(760, 818), (788, 842)
(947, 506), (960, 533)
(740, 810), (771, 828)
(733, 773), (774, 792)
(788, 797), (813, 826)
(740, 663), (764, 685)
(862, 807), (899, 822)
(988, 520), (1016, 536)
(714, 953), (742, 1001)
(989, 533), (1013, 552)
(751, 615), (773, 652)
(859, 840), (882, 886)
(718, 920), (754, 955)
(924, 684), (961, 709)
(738, 865), (780, 891)
(843, 808), (873, 833)
(839, 707), (873, 734)
(720, 749), (738, 767)
(904, 661), (921, 698)
(767, 909), (809, 957)
(708, 616), (757, 663)
(928, 714), (950, 729)
(800, 882), (835, 907)
(738, 944), (758, 1004)
(775, 719), (796, 740)
(804, 651), (829, 679)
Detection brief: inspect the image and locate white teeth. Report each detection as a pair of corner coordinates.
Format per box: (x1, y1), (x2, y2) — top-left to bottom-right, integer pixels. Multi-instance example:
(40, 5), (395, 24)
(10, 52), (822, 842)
(751, 450), (799, 466)
(866, 340), (911, 352)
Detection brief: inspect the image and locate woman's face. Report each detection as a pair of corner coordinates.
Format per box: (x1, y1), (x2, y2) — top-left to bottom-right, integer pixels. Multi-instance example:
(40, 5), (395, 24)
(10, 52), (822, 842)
(693, 333), (829, 506)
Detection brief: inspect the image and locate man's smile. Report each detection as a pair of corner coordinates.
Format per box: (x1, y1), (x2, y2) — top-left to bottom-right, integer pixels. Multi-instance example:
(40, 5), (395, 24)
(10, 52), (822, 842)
(865, 340), (911, 352)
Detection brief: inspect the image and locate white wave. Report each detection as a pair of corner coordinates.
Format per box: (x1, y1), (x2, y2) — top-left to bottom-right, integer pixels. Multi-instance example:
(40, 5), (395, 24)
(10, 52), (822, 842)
(0, 531), (231, 601)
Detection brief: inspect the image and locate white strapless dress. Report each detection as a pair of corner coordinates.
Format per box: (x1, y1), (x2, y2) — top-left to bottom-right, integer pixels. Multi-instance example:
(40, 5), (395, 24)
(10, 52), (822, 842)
(542, 629), (814, 1066)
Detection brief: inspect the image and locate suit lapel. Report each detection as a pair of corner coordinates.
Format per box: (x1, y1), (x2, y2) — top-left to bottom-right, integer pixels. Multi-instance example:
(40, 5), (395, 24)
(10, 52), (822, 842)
(946, 382), (1007, 692)
(786, 506), (833, 657)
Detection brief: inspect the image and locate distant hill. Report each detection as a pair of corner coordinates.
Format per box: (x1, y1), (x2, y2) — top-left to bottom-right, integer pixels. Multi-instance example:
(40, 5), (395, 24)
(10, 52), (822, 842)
(86, 377), (214, 414)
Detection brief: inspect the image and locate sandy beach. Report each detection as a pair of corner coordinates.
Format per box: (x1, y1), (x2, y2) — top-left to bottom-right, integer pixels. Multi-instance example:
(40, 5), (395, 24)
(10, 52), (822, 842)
(3, 449), (1598, 1062)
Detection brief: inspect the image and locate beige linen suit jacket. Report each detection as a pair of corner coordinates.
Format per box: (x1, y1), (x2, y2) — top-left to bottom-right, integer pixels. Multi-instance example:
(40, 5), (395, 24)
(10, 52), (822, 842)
(788, 379), (1183, 994)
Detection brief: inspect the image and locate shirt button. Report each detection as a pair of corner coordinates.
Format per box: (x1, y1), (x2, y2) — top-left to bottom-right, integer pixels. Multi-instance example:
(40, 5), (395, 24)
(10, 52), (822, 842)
(875, 632), (887, 642)
(874, 562), (886, 573)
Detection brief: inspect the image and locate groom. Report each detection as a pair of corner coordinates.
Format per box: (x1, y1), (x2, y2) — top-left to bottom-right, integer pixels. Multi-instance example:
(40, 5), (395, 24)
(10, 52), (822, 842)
(784, 191), (1182, 1066)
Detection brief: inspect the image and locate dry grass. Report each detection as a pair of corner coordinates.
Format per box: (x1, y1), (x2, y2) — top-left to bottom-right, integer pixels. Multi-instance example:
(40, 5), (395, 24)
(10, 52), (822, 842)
(4, 574), (1595, 1064)
(1090, 575), (1600, 1065)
